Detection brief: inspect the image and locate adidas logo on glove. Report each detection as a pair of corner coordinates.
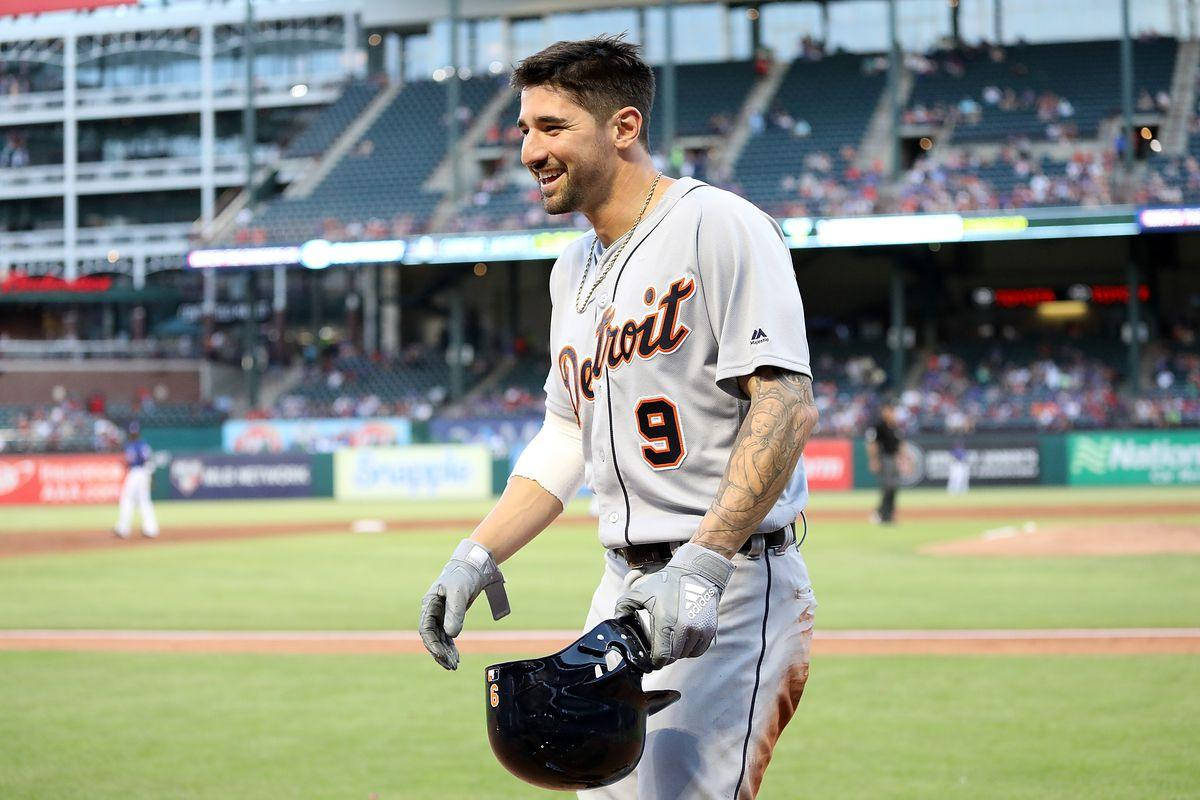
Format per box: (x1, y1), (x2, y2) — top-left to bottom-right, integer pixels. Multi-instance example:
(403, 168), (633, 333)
(683, 582), (718, 620)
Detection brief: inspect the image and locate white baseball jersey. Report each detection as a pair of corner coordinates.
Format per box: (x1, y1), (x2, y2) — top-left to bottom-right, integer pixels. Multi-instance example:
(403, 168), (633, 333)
(544, 177), (812, 549)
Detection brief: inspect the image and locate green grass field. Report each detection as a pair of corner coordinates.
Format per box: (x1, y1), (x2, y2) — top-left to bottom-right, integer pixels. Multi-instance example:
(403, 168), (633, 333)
(2, 486), (1198, 798)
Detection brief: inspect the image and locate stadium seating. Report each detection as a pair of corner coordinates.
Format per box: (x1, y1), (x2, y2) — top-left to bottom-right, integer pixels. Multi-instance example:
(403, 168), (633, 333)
(454, 61), (760, 233)
(252, 75), (504, 243)
(0, 402), (225, 453)
(734, 53), (887, 218)
(282, 79), (383, 159)
(277, 351), (481, 418)
(233, 41), (1200, 233)
(908, 38), (1177, 143)
(646, 59), (759, 144)
(898, 148), (1113, 212)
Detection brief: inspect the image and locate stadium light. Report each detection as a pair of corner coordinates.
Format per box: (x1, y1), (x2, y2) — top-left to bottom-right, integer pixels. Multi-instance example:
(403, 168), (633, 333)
(1036, 301), (1088, 320)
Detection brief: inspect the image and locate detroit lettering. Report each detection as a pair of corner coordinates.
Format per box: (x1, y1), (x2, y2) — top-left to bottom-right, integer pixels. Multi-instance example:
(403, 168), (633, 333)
(557, 276), (695, 420)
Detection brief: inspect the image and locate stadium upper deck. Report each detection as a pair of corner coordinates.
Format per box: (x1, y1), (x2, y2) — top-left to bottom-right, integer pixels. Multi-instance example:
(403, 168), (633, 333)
(1, 0), (1196, 280)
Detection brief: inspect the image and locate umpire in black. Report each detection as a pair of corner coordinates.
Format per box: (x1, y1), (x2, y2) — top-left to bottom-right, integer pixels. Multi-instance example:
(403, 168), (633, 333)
(865, 398), (903, 524)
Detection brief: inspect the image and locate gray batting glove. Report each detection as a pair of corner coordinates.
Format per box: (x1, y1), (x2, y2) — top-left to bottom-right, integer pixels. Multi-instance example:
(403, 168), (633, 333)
(614, 542), (735, 669)
(419, 539), (510, 670)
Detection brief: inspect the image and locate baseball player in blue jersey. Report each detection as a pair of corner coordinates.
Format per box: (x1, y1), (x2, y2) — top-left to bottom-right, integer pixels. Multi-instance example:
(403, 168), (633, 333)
(420, 36), (820, 799)
(114, 422), (159, 539)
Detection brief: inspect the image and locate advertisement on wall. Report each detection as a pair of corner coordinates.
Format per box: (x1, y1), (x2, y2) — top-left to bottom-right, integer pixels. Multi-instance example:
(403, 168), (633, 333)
(0, 454), (125, 504)
(913, 437), (1041, 486)
(802, 439), (853, 491)
(223, 417), (412, 454)
(429, 415), (542, 458)
(334, 445), (492, 500)
(855, 436), (1041, 488)
(1068, 431), (1200, 485)
(167, 453), (314, 500)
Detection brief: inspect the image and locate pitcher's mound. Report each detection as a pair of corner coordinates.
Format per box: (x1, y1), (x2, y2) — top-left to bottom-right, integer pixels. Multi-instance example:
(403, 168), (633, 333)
(922, 522), (1200, 557)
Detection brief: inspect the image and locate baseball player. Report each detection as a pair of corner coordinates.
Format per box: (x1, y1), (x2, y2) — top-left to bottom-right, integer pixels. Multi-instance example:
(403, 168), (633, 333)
(420, 36), (819, 800)
(866, 398), (903, 524)
(113, 422), (159, 539)
(947, 440), (970, 494)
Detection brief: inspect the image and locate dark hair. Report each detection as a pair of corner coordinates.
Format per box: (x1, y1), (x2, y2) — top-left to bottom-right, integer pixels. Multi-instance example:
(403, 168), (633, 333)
(511, 35), (655, 147)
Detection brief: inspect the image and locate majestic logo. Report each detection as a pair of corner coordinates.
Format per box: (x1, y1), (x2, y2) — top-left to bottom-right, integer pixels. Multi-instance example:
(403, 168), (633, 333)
(750, 328), (769, 345)
(558, 276), (695, 421)
(683, 581), (717, 620)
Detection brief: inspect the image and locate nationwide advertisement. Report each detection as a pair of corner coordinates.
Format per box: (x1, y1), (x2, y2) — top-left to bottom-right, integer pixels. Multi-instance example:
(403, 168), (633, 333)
(223, 417), (412, 454)
(1068, 431), (1200, 486)
(167, 453), (314, 500)
(802, 439), (853, 490)
(334, 445), (492, 500)
(0, 454), (125, 505)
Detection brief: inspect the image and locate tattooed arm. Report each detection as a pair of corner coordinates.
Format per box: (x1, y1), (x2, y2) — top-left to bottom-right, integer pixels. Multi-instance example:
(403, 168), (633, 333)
(691, 367), (820, 559)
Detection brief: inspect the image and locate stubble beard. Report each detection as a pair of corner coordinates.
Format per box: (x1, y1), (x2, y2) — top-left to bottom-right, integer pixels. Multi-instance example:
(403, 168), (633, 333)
(542, 174), (583, 215)
(541, 157), (604, 216)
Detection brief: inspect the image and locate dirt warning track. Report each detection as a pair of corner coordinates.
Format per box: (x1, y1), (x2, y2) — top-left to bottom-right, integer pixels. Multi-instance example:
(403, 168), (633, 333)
(6, 502), (1200, 559)
(1, 628), (1198, 655)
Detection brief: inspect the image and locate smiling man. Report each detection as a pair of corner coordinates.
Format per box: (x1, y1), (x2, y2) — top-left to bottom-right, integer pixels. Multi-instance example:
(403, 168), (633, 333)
(419, 36), (820, 800)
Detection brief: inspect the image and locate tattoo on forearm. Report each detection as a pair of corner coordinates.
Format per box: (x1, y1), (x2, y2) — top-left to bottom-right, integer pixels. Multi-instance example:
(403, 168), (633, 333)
(695, 369), (819, 554)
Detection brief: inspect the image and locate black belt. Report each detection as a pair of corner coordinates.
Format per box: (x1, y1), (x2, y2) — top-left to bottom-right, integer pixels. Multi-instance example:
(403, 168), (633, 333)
(614, 525), (794, 570)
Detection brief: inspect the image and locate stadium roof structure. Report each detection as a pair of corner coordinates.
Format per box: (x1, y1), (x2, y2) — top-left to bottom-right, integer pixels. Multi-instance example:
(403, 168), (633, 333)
(0, 0), (860, 31)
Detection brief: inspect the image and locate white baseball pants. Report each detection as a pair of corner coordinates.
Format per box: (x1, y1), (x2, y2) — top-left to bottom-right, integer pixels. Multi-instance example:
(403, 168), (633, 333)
(115, 465), (158, 537)
(578, 542), (816, 800)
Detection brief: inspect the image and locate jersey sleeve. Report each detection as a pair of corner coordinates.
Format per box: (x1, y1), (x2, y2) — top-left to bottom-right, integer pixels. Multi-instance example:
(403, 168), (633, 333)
(542, 359), (574, 419)
(694, 193), (812, 399)
(542, 245), (581, 420)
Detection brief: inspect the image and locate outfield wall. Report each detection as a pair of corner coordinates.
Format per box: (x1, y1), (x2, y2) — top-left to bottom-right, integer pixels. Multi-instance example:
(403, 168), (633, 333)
(25, 429), (1193, 506)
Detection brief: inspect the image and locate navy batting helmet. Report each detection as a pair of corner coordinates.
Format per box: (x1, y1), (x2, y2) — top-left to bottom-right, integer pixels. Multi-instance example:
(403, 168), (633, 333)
(485, 617), (679, 791)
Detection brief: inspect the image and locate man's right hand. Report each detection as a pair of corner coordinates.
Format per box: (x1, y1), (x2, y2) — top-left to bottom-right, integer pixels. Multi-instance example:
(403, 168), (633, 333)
(419, 539), (510, 670)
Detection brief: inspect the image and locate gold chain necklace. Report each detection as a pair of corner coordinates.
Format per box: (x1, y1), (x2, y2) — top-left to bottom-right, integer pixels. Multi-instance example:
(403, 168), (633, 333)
(574, 172), (663, 314)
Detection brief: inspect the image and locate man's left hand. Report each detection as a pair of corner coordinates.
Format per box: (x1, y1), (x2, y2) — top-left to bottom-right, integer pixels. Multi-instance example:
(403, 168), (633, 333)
(614, 542), (735, 668)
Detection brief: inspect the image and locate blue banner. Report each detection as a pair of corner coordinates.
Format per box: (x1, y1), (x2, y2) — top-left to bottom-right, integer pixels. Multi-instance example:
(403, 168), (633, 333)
(167, 453), (314, 500)
(428, 415), (542, 458)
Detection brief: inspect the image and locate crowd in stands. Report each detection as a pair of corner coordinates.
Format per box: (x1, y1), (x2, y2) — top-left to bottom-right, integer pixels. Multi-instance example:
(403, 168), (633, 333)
(897, 146), (1113, 213)
(0, 388), (227, 453)
(269, 342), (472, 422)
(0, 399), (124, 454)
(446, 331), (1200, 444)
(214, 32), (1198, 239)
(1142, 331), (1200, 427)
(810, 345), (891, 437)
(905, 346), (1124, 433)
